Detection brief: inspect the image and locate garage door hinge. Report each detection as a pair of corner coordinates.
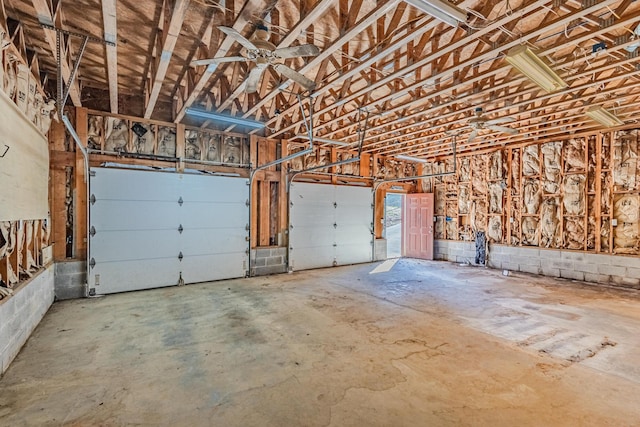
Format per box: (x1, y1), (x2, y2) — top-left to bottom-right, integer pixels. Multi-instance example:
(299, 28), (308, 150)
(90, 226), (96, 237)
(178, 197), (184, 206)
(178, 251), (183, 261)
(333, 223), (337, 228)
(246, 199), (250, 207)
(178, 224), (184, 234)
(333, 243), (337, 247)
(245, 224), (250, 231)
(178, 272), (184, 286)
(333, 202), (337, 208)
(90, 194), (96, 205)
(89, 258), (96, 269)
(89, 170), (96, 177)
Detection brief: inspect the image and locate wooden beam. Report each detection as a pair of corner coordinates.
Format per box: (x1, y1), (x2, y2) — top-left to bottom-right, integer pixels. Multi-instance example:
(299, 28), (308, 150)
(144, 0), (190, 119)
(31, 0), (82, 106)
(101, 0), (118, 113)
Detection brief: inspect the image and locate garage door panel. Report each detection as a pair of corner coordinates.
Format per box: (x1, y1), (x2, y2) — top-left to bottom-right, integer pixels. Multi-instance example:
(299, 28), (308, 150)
(182, 202), (248, 229)
(91, 200), (181, 230)
(92, 168), (181, 201)
(336, 243), (373, 265)
(91, 258), (182, 294)
(289, 247), (335, 271)
(90, 168), (249, 294)
(91, 230), (180, 261)
(180, 253), (246, 284)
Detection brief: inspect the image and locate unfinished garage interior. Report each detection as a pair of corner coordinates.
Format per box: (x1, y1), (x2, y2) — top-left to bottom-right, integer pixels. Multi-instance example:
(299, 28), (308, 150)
(2, 0), (640, 424)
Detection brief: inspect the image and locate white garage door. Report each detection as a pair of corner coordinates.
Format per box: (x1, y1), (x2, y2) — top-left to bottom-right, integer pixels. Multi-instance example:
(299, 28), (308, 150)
(89, 167), (248, 294)
(289, 182), (373, 271)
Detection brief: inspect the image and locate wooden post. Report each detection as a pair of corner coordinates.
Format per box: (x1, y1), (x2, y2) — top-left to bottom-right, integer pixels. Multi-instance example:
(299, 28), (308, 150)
(74, 107), (88, 259)
(279, 140), (289, 246)
(49, 119), (68, 260)
(176, 123), (185, 172)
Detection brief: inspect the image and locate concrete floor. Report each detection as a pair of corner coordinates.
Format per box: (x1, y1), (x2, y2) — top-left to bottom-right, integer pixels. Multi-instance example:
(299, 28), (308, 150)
(2, 259), (640, 426)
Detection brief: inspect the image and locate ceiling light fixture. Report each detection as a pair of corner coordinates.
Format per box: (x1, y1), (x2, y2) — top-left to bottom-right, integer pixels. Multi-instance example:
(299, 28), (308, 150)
(585, 106), (624, 127)
(505, 45), (567, 93)
(185, 108), (265, 128)
(396, 154), (427, 163)
(403, 0), (467, 27)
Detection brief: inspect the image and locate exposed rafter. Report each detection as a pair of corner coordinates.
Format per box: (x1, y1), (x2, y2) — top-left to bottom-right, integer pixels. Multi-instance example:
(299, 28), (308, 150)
(101, 0), (118, 113)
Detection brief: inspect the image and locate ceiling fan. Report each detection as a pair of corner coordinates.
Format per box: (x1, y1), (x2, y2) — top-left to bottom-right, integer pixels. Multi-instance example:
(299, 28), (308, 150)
(191, 24), (320, 93)
(467, 107), (518, 142)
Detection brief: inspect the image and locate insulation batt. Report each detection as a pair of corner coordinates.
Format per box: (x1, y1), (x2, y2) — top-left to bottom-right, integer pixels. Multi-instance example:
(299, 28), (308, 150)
(446, 217), (458, 240)
(471, 155), (488, 195)
(613, 132), (638, 190)
(540, 198), (561, 248)
(564, 218), (585, 250)
(601, 174), (612, 215)
(104, 118), (129, 152)
(564, 138), (586, 171)
(562, 174), (586, 216)
(522, 217), (539, 246)
(458, 185), (470, 214)
(489, 182), (504, 214)
(471, 199), (488, 232)
(522, 145), (540, 176)
(157, 127), (176, 157)
(487, 216), (502, 243)
(133, 123), (154, 155)
(459, 158), (471, 182)
(488, 151), (503, 180)
(185, 130), (201, 159)
(288, 146), (304, 171)
(203, 134), (220, 163)
(601, 218), (611, 252)
(613, 195), (639, 254)
(511, 149), (521, 195)
(88, 115), (103, 150)
(542, 142), (561, 194)
(523, 179), (541, 214)
(222, 137), (242, 164)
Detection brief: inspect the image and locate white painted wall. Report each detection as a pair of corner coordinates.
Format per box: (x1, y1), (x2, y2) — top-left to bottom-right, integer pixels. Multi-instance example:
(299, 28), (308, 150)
(0, 265), (54, 374)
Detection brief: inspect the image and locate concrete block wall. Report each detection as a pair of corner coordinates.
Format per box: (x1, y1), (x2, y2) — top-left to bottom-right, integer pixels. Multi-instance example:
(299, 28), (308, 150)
(374, 239), (387, 261)
(434, 240), (640, 290)
(252, 247), (287, 276)
(54, 261), (86, 300)
(0, 265), (54, 374)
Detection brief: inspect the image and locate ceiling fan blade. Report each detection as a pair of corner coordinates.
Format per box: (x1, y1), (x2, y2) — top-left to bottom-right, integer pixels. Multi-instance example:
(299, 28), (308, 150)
(190, 56), (245, 67)
(273, 44), (320, 59)
(245, 66), (266, 93)
(468, 130), (478, 143)
(485, 116), (516, 125)
(488, 125), (519, 135)
(218, 26), (258, 51)
(272, 64), (316, 91)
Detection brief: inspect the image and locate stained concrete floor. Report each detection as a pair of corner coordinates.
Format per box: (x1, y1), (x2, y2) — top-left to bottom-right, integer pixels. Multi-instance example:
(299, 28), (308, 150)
(2, 259), (640, 426)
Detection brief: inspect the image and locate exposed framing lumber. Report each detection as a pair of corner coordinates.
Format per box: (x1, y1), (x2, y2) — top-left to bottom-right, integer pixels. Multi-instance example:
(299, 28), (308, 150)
(101, 0), (118, 113)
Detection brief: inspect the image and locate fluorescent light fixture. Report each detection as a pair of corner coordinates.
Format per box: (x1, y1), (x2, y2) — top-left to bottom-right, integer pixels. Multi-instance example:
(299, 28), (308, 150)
(185, 108), (265, 128)
(295, 134), (351, 147)
(403, 0), (467, 27)
(585, 106), (624, 127)
(505, 45), (567, 93)
(396, 154), (427, 163)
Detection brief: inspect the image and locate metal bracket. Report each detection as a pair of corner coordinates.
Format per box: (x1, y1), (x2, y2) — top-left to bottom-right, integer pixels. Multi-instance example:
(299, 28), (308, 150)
(178, 251), (184, 261)
(89, 226), (96, 237)
(178, 224), (184, 234)
(89, 258), (96, 269)
(0, 144), (9, 158)
(90, 194), (96, 205)
(178, 197), (184, 206)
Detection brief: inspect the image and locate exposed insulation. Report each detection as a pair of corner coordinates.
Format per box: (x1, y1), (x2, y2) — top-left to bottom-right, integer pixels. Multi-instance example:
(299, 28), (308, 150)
(563, 138), (586, 171)
(613, 131), (638, 191)
(185, 129), (201, 160)
(488, 151), (503, 180)
(221, 136), (242, 164)
(131, 123), (154, 154)
(601, 173), (612, 216)
(471, 155), (488, 195)
(104, 117), (128, 153)
(487, 216), (502, 243)
(471, 199), (488, 233)
(542, 142), (561, 194)
(587, 196), (596, 250)
(510, 199), (521, 245)
(446, 201), (457, 219)
(602, 135), (611, 170)
(87, 115), (103, 150)
(458, 185), (470, 214)
(445, 218), (458, 240)
(523, 179), (541, 214)
(157, 126), (176, 157)
(458, 157), (471, 182)
(489, 182), (504, 214)
(522, 144), (539, 176)
(288, 145), (305, 171)
(521, 217), (539, 246)
(564, 217), (585, 250)
(613, 195), (639, 254)
(202, 133), (221, 162)
(511, 149), (520, 195)
(588, 137), (597, 193)
(562, 174), (586, 216)
(601, 218), (611, 252)
(540, 197), (561, 248)
(434, 185), (445, 216)
(420, 163), (434, 192)
(435, 217), (445, 239)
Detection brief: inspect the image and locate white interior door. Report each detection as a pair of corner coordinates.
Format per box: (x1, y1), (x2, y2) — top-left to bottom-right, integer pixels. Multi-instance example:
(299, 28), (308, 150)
(89, 168), (248, 294)
(289, 182), (373, 271)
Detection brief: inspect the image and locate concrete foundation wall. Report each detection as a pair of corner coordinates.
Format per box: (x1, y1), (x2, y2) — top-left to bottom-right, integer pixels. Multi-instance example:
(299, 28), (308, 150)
(0, 265), (54, 374)
(252, 247), (287, 276)
(54, 261), (86, 300)
(434, 240), (640, 289)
